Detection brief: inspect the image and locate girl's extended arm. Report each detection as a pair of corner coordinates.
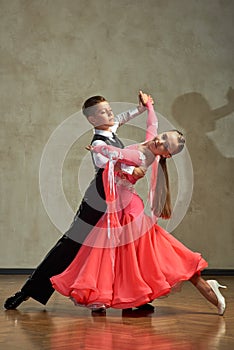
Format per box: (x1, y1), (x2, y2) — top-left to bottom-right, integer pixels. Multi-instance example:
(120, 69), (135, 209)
(145, 100), (158, 141)
(89, 144), (145, 167)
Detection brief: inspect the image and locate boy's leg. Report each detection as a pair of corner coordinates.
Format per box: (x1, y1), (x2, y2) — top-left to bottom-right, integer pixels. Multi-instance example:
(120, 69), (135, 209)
(4, 177), (107, 309)
(4, 235), (82, 308)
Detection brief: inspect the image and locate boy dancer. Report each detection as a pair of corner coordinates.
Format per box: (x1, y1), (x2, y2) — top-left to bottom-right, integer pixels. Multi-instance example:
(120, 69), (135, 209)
(4, 93), (148, 310)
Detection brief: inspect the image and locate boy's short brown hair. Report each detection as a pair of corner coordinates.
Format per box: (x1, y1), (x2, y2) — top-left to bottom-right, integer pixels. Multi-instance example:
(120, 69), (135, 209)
(82, 95), (107, 117)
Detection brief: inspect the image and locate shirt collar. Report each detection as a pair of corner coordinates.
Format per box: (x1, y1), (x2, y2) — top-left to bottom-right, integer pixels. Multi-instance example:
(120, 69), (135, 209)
(93, 128), (114, 138)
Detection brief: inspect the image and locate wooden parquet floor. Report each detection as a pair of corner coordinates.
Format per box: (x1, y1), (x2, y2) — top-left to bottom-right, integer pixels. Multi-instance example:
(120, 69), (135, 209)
(0, 275), (233, 350)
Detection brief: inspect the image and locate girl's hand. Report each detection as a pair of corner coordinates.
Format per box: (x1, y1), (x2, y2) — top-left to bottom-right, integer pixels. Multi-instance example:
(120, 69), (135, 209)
(139, 90), (154, 106)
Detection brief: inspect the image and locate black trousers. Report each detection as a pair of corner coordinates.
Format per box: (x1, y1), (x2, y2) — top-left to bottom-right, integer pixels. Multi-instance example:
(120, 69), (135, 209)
(21, 173), (106, 305)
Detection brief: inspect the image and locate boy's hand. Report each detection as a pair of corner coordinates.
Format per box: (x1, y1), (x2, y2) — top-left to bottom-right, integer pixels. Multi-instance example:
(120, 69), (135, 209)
(132, 166), (146, 180)
(139, 90), (154, 106)
(138, 90), (148, 112)
(85, 144), (94, 151)
(114, 164), (146, 180)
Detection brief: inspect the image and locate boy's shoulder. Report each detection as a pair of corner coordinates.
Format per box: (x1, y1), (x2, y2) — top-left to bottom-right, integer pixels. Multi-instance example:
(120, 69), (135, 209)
(91, 134), (109, 142)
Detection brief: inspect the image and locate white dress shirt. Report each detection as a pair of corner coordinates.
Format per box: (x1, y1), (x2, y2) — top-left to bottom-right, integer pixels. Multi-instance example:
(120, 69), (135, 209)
(92, 107), (144, 174)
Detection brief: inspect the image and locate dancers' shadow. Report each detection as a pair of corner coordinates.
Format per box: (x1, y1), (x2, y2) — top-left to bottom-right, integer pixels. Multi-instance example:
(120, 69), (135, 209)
(172, 87), (234, 158)
(171, 87), (234, 248)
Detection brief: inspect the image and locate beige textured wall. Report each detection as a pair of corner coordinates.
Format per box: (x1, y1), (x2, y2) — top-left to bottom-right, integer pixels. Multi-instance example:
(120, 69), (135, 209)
(0, 0), (233, 268)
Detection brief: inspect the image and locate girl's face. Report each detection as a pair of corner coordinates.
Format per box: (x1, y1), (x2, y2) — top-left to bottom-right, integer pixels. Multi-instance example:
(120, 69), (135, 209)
(149, 131), (181, 157)
(88, 102), (115, 130)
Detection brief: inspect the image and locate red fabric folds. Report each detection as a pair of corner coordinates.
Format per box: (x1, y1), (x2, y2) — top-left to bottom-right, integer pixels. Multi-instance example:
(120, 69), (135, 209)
(50, 164), (207, 309)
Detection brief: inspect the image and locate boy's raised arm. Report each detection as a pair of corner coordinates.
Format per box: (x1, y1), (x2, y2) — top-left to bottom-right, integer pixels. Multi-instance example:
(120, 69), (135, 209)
(114, 91), (149, 128)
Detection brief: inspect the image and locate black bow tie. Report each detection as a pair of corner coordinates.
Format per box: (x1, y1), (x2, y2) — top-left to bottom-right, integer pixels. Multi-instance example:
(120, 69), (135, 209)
(111, 133), (125, 149)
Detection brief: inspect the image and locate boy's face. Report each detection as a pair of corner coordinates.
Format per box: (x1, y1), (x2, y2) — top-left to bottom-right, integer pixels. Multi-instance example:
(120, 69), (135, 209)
(87, 102), (115, 130)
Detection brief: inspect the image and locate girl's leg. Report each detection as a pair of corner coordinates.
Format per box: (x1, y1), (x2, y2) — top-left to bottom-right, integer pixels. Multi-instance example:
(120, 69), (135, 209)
(190, 273), (218, 306)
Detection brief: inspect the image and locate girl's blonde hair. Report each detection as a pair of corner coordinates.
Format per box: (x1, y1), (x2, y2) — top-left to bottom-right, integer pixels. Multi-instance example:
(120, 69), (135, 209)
(153, 157), (171, 219)
(154, 130), (185, 219)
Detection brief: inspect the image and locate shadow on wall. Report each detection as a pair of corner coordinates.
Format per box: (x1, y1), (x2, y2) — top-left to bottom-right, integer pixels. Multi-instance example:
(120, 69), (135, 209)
(171, 87), (234, 159)
(170, 88), (234, 246)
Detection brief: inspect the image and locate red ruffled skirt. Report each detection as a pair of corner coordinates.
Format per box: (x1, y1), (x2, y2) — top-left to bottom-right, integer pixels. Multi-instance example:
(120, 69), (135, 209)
(50, 186), (207, 309)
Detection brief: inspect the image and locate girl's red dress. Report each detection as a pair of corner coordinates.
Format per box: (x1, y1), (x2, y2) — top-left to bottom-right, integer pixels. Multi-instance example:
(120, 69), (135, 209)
(50, 102), (207, 309)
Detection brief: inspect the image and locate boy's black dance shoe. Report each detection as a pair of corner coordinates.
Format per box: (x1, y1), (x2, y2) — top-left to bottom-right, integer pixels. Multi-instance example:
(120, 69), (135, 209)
(4, 291), (28, 310)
